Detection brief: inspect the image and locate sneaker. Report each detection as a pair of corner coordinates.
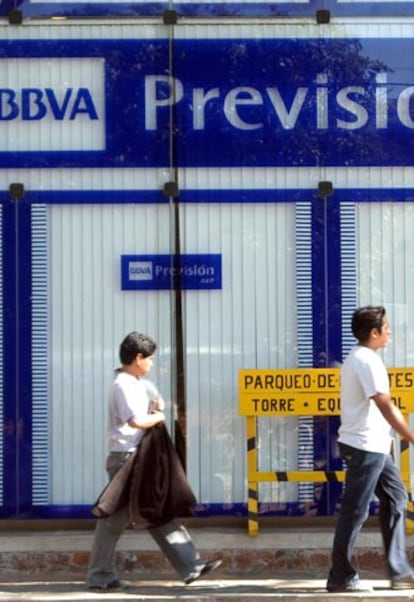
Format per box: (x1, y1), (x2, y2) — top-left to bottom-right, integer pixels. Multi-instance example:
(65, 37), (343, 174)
(391, 574), (414, 590)
(88, 579), (129, 591)
(184, 559), (223, 585)
(327, 581), (373, 593)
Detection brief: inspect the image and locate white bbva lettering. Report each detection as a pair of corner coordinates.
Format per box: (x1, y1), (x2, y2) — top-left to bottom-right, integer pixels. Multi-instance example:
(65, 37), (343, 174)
(144, 72), (414, 131)
(0, 88), (98, 121)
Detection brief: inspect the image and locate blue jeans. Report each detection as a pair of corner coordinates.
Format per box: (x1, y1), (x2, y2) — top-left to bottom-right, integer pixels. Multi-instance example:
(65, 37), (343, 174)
(327, 442), (412, 588)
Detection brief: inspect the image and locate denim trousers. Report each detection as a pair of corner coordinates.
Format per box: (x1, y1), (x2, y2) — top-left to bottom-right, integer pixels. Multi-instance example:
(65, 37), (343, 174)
(87, 452), (203, 587)
(327, 442), (412, 588)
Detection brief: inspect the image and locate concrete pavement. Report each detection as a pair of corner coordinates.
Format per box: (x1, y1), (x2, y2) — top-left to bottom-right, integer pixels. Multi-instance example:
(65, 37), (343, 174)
(0, 574), (413, 602)
(1, 525), (414, 600)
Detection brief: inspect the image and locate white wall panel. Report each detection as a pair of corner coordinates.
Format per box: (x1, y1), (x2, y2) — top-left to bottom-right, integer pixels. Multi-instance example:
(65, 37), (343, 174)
(0, 22), (167, 41)
(357, 202), (414, 368)
(1, 19), (414, 45)
(181, 201), (297, 504)
(174, 21), (414, 41)
(3, 165), (414, 197)
(48, 202), (172, 504)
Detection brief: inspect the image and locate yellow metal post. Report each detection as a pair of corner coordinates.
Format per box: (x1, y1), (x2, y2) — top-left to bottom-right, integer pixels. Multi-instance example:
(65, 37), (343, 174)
(247, 415), (258, 537)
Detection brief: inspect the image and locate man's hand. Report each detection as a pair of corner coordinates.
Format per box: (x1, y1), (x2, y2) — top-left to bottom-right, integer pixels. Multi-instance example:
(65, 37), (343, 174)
(373, 392), (414, 444)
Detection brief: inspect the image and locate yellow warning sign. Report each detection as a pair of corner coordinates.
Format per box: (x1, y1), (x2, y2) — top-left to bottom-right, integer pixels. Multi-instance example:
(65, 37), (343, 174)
(238, 368), (414, 416)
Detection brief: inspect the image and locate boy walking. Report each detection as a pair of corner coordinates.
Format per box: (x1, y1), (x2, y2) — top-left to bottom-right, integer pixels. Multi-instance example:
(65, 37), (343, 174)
(87, 331), (221, 591)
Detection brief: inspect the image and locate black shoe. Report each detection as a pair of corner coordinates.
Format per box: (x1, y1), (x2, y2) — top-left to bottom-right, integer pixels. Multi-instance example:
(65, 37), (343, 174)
(327, 581), (373, 593)
(184, 559), (222, 585)
(88, 579), (129, 591)
(392, 574), (414, 590)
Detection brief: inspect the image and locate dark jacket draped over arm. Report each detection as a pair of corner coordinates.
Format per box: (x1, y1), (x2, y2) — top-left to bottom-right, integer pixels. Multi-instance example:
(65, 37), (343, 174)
(91, 423), (196, 528)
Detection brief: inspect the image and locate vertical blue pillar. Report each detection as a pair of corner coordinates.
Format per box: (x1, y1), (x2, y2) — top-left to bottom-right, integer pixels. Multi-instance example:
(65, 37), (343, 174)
(2, 191), (33, 517)
(312, 193), (343, 515)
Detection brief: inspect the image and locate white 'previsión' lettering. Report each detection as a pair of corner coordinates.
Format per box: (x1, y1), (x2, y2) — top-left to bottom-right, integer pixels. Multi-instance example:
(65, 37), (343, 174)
(145, 73), (414, 131)
(155, 264), (215, 277)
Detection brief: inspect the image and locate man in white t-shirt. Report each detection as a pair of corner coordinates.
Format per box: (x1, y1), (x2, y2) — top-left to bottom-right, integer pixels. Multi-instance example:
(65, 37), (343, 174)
(327, 306), (414, 592)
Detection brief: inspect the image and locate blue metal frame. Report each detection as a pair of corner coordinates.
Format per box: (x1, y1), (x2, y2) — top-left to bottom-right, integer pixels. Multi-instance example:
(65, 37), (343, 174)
(9, 188), (413, 205)
(312, 195), (343, 368)
(1, 192), (33, 518)
(311, 194), (343, 515)
(4, 0), (414, 18)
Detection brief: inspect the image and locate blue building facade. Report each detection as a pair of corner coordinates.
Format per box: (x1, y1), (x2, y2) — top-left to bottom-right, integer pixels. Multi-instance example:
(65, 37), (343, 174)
(2, 1), (414, 520)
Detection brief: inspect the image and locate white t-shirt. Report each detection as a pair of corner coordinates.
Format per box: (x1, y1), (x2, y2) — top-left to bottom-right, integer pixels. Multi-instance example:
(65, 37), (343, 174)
(107, 371), (151, 452)
(337, 345), (392, 454)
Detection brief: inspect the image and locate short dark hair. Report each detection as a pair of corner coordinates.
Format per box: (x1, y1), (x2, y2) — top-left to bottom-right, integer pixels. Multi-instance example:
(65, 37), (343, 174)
(351, 306), (386, 342)
(119, 332), (157, 365)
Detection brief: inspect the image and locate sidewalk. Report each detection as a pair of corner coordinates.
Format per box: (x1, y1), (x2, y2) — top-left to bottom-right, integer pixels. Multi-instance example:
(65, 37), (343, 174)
(0, 526), (414, 601)
(0, 574), (408, 602)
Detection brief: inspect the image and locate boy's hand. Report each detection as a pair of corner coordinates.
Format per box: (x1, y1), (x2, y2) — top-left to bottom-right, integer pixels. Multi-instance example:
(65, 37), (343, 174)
(151, 398), (165, 411)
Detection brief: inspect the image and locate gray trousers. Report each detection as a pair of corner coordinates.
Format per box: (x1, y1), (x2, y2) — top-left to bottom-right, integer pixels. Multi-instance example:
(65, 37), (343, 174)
(87, 452), (202, 587)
